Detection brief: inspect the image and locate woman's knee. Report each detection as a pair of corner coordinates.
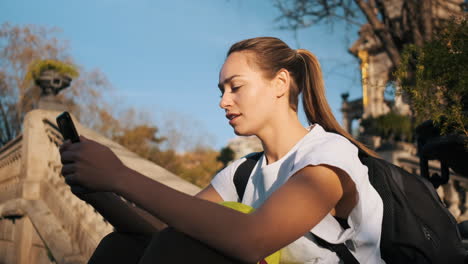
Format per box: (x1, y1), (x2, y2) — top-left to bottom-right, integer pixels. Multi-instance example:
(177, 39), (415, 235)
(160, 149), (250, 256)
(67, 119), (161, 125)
(98, 231), (125, 247)
(138, 227), (244, 264)
(88, 231), (151, 264)
(154, 227), (185, 244)
(96, 231), (148, 250)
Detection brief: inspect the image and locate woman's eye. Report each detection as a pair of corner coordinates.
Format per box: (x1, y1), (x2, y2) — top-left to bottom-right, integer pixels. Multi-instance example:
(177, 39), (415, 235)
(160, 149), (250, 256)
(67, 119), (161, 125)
(219, 86), (241, 97)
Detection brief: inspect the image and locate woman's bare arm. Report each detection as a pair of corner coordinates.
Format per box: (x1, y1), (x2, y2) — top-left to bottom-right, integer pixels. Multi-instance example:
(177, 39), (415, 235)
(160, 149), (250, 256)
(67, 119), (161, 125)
(194, 184), (224, 203)
(70, 184), (220, 235)
(60, 137), (348, 263)
(80, 192), (166, 234)
(112, 165), (344, 263)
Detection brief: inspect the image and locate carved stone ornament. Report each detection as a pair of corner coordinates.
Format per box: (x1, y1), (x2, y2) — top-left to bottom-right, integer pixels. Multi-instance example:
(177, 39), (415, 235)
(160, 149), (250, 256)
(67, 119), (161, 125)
(36, 70), (72, 97)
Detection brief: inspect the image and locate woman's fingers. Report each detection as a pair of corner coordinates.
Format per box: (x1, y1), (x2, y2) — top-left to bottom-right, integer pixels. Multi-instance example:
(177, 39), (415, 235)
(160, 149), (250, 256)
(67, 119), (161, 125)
(59, 135), (108, 195)
(64, 173), (94, 195)
(65, 174), (79, 186)
(58, 135), (123, 193)
(59, 140), (81, 157)
(60, 150), (79, 164)
(61, 163), (76, 175)
(59, 140), (71, 154)
(70, 185), (93, 196)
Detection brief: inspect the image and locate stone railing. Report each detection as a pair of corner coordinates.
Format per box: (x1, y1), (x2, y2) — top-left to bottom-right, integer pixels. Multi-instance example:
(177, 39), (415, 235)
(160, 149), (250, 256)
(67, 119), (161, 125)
(0, 109), (201, 264)
(443, 174), (468, 222)
(396, 154), (468, 222)
(0, 110), (110, 263)
(40, 118), (114, 261)
(376, 142), (468, 222)
(0, 134), (22, 206)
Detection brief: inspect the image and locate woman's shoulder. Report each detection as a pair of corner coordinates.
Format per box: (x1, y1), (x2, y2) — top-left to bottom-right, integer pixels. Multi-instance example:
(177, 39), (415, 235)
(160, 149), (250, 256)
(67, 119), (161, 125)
(296, 124), (358, 159)
(290, 124), (365, 185)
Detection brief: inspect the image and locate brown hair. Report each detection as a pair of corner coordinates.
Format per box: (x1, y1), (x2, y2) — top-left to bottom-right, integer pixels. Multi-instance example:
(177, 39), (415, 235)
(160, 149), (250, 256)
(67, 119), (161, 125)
(228, 37), (377, 157)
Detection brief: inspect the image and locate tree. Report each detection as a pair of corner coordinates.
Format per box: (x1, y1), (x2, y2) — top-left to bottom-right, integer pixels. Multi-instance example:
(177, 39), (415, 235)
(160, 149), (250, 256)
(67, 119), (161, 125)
(113, 125), (166, 159)
(0, 22), (222, 187)
(395, 16), (468, 139)
(0, 23), (112, 146)
(0, 23), (165, 153)
(0, 23), (68, 145)
(178, 147), (223, 187)
(274, 0), (465, 71)
(361, 111), (413, 141)
(217, 146), (235, 168)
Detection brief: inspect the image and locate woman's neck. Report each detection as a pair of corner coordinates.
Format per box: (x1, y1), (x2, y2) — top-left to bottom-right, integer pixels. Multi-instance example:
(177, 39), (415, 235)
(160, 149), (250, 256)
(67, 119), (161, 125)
(257, 113), (309, 165)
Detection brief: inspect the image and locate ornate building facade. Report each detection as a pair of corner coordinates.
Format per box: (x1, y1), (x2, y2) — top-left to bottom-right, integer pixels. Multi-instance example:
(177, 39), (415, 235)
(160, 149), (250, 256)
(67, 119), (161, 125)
(341, 0), (467, 223)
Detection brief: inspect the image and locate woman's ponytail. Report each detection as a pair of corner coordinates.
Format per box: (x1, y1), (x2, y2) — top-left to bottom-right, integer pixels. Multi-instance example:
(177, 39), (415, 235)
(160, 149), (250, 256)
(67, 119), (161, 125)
(297, 49), (378, 158)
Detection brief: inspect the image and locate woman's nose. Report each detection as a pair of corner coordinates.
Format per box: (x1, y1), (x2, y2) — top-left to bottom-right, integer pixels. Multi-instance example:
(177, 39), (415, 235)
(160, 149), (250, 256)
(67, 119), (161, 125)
(219, 93), (233, 109)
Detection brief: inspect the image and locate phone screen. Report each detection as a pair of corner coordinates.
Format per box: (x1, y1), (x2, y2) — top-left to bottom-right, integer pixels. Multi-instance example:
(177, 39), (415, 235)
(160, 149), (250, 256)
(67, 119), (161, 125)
(56, 112), (80, 143)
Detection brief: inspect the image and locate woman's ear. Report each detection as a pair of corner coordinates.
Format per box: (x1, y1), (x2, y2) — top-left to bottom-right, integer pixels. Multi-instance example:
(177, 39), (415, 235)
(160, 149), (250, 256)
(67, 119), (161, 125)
(273, 69), (290, 98)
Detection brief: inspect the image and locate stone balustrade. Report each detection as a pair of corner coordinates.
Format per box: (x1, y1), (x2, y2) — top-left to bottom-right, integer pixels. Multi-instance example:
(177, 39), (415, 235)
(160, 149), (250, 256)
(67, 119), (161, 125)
(0, 109), (200, 264)
(394, 149), (468, 222)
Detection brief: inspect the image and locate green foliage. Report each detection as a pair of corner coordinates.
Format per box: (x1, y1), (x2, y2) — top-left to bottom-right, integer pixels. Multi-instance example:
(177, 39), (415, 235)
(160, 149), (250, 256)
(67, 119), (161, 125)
(217, 146), (235, 167)
(361, 112), (413, 142)
(25, 59), (79, 83)
(395, 16), (468, 137)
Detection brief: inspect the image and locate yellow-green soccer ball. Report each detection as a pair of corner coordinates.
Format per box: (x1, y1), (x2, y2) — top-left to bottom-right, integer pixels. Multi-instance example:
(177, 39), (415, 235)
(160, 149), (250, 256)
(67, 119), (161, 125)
(219, 201), (281, 264)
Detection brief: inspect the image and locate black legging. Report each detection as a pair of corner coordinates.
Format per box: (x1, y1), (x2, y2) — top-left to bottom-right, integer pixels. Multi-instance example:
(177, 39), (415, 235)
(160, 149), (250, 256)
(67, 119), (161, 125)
(88, 227), (249, 264)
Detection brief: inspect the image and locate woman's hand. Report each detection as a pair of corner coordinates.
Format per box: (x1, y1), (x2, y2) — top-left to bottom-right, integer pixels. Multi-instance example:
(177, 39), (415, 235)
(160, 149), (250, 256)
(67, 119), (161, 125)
(59, 136), (128, 195)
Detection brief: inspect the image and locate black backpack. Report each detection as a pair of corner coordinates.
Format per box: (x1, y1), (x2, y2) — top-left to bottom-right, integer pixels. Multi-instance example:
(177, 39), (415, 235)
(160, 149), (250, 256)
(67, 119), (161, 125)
(233, 151), (467, 263)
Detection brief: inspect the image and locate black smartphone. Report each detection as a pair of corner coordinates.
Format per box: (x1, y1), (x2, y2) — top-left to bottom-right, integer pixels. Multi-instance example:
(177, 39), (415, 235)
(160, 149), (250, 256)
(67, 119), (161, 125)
(56, 112), (80, 143)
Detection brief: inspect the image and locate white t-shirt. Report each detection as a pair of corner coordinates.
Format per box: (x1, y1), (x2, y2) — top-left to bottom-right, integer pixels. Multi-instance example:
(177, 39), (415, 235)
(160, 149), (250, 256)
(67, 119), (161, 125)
(211, 124), (384, 264)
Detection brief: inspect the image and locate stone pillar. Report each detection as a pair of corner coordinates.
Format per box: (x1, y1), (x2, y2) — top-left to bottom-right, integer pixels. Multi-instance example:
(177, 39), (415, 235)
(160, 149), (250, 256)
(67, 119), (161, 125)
(394, 88), (412, 116)
(443, 179), (461, 219)
(342, 113), (351, 134)
(14, 216), (34, 264)
(340, 93), (352, 133)
(457, 182), (468, 222)
(21, 110), (63, 201)
(436, 185), (445, 201)
(365, 52), (391, 118)
(0, 217), (16, 263)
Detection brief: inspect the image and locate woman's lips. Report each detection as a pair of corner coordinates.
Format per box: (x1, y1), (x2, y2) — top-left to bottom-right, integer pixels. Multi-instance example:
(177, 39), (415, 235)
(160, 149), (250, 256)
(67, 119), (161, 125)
(226, 113), (241, 125)
(229, 115), (240, 125)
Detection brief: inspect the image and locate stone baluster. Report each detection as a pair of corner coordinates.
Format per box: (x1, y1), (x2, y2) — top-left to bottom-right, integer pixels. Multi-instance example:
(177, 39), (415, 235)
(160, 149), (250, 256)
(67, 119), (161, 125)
(456, 181), (468, 222)
(436, 185), (445, 202)
(443, 179), (461, 219)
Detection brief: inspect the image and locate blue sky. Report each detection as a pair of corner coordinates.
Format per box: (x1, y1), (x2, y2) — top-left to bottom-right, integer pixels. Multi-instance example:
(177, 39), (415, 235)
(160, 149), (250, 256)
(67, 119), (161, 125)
(2, 0), (364, 150)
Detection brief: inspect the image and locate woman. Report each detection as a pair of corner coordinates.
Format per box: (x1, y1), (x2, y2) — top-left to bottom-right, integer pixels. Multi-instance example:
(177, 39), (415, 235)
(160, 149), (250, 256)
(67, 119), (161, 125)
(60, 37), (384, 263)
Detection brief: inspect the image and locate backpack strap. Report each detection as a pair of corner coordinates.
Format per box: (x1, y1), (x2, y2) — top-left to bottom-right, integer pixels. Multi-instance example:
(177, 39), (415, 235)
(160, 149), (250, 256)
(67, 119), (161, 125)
(233, 152), (263, 202)
(313, 236), (360, 264)
(233, 151), (360, 263)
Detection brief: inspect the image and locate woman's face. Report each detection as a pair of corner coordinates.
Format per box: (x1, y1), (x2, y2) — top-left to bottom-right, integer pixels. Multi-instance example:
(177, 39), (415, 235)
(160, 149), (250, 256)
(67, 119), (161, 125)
(218, 51), (278, 136)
